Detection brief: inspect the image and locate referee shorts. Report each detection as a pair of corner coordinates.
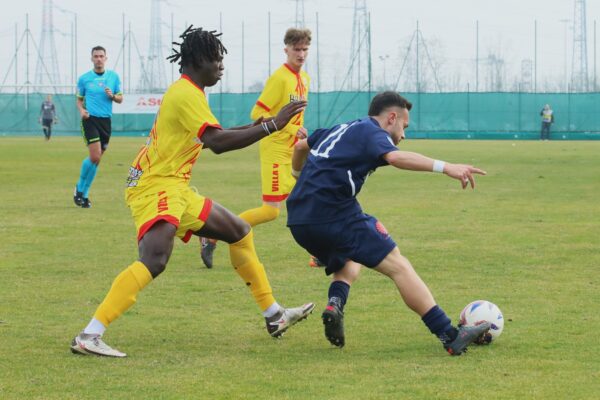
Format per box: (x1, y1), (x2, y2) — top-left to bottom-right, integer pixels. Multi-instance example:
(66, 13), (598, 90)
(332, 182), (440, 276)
(81, 116), (112, 150)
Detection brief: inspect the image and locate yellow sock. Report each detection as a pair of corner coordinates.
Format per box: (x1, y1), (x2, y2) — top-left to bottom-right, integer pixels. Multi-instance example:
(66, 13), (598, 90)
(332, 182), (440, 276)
(239, 204), (280, 227)
(93, 261), (153, 327)
(229, 230), (275, 311)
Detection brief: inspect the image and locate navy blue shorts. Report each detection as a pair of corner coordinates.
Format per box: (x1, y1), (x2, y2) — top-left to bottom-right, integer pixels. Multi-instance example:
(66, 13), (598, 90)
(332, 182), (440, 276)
(289, 213), (396, 275)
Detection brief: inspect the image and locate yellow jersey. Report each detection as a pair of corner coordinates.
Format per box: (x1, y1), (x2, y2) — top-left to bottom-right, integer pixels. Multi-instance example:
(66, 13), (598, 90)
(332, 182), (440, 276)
(251, 63), (310, 163)
(126, 75), (221, 193)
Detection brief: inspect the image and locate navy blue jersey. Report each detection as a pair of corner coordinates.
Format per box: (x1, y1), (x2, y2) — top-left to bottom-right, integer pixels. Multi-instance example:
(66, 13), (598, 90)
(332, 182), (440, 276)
(287, 117), (398, 225)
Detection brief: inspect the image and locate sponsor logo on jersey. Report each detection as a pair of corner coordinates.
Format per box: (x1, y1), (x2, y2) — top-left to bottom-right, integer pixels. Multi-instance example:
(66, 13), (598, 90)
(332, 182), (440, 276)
(126, 167), (143, 187)
(289, 94), (306, 103)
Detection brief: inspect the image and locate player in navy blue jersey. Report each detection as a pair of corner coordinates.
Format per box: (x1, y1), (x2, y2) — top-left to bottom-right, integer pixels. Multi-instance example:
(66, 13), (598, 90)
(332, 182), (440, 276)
(286, 91), (490, 355)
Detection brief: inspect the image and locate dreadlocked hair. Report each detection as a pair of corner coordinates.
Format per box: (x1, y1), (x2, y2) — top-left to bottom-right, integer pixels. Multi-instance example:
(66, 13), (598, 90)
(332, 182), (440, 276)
(167, 25), (227, 73)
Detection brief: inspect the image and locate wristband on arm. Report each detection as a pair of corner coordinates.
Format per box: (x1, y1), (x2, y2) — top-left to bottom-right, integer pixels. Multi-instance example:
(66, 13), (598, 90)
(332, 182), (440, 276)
(432, 160), (446, 173)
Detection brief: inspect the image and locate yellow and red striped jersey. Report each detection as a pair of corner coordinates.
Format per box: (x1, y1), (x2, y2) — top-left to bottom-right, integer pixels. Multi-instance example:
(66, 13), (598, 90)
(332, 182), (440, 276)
(251, 63), (310, 163)
(126, 75), (221, 191)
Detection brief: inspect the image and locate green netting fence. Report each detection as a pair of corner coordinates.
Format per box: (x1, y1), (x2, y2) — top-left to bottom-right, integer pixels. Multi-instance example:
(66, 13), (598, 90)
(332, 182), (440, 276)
(2, 91), (600, 139)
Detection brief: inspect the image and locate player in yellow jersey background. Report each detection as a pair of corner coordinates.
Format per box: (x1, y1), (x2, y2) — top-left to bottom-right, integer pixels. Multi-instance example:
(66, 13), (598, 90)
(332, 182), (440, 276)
(200, 28), (312, 269)
(70, 26), (313, 358)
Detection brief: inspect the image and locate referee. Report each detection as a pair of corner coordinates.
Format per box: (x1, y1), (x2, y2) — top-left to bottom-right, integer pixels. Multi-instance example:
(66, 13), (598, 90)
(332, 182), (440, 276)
(74, 46), (123, 208)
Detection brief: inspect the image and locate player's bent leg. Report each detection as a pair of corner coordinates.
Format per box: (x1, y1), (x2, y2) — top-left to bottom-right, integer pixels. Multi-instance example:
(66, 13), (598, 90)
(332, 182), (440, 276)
(70, 222), (176, 357)
(374, 247), (436, 316)
(197, 201), (250, 243)
(139, 221), (177, 277)
(374, 248), (489, 355)
(197, 201), (314, 337)
(238, 202), (281, 227)
(322, 262), (361, 348)
(199, 201), (281, 269)
(71, 260), (154, 358)
(88, 141), (102, 164)
(198, 202), (276, 309)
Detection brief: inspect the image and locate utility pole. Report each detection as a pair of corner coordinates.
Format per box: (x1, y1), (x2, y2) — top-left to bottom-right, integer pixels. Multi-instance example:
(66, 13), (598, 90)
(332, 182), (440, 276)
(534, 20), (537, 92)
(242, 20), (245, 94)
(560, 19), (570, 91)
(476, 20), (479, 92)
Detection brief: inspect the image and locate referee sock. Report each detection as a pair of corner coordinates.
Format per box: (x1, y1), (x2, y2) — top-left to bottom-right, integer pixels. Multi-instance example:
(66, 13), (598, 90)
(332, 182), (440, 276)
(328, 281), (350, 311)
(229, 229), (276, 311)
(93, 261), (153, 328)
(239, 204), (280, 227)
(81, 161), (98, 198)
(421, 305), (458, 345)
(76, 157), (93, 193)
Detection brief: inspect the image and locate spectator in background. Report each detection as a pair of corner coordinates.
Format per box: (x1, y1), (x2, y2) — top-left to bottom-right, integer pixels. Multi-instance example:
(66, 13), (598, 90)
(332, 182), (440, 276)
(540, 104), (554, 140)
(39, 94), (57, 141)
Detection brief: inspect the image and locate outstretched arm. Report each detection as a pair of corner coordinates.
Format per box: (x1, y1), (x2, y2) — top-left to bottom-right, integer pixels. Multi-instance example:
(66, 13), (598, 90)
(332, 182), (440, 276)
(201, 101), (306, 154)
(383, 150), (486, 189)
(291, 139), (310, 178)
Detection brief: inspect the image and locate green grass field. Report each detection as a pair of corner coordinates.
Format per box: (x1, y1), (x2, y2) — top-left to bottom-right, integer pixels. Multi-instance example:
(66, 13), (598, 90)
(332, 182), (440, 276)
(1, 137), (599, 399)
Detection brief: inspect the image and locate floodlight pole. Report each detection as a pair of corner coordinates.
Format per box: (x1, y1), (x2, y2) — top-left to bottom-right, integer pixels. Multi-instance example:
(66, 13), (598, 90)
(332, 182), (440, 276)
(122, 14), (126, 89)
(476, 20), (479, 92)
(171, 13), (174, 83)
(368, 12), (372, 96)
(268, 12), (271, 76)
(416, 20), (420, 92)
(316, 11), (321, 126)
(219, 12), (223, 120)
(242, 20), (245, 94)
(25, 13), (30, 110)
(74, 13), (78, 86)
(14, 23), (18, 86)
(594, 19), (597, 90)
(71, 21), (74, 86)
(534, 20), (537, 92)
(560, 19), (569, 92)
(128, 22), (131, 93)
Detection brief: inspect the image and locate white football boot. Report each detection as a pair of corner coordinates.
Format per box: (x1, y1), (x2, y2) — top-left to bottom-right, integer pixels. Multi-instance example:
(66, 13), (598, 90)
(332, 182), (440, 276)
(70, 333), (127, 358)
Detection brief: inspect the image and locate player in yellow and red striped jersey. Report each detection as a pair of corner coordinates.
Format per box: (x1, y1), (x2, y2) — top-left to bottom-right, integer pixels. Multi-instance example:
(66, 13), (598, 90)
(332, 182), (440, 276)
(199, 28), (313, 269)
(70, 26), (313, 358)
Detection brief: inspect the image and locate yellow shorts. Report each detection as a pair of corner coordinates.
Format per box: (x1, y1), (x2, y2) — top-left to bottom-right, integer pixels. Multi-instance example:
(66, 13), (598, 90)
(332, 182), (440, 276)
(260, 161), (296, 202)
(126, 185), (212, 243)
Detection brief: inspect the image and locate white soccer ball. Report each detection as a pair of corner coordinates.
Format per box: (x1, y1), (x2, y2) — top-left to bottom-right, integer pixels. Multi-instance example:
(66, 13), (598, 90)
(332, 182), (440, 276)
(459, 300), (504, 344)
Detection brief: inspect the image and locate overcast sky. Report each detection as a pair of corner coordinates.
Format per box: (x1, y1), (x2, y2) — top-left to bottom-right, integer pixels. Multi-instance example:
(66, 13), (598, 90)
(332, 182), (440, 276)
(1, 0), (599, 92)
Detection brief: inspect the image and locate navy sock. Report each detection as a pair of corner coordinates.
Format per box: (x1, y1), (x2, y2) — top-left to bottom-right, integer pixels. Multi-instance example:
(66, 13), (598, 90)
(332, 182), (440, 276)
(421, 305), (458, 345)
(327, 281), (350, 310)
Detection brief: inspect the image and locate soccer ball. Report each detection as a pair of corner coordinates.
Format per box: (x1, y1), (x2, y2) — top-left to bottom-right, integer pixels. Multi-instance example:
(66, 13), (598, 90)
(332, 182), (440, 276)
(459, 300), (504, 344)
